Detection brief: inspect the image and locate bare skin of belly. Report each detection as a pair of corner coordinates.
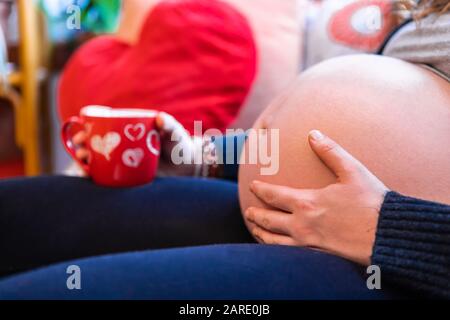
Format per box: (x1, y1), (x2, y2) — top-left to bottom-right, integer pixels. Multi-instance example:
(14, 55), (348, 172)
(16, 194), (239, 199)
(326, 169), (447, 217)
(238, 55), (450, 231)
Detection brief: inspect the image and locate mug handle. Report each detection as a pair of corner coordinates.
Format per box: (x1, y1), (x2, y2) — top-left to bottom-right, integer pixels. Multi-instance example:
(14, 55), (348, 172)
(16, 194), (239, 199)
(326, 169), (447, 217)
(61, 116), (91, 175)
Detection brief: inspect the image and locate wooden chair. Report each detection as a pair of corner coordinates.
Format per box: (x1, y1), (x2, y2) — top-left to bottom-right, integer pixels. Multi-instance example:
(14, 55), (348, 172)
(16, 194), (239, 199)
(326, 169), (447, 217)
(0, 0), (42, 175)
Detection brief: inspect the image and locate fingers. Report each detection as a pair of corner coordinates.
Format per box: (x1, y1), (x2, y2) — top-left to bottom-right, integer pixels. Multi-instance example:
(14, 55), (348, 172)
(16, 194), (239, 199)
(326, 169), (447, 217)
(72, 131), (89, 162)
(308, 130), (368, 181)
(251, 225), (295, 246)
(75, 148), (90, 162)
(156, 112), (188, 140)
(250, 180), (314, 212)
(156, 112), (178, 132)
(155, 114), (164, 131)
(245, 207), (292, 235)
(73, 131), (87, 145)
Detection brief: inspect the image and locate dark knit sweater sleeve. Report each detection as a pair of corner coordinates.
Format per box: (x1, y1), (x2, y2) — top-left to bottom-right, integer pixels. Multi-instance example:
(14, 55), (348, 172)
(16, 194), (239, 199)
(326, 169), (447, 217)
(371, 191), (450, 299)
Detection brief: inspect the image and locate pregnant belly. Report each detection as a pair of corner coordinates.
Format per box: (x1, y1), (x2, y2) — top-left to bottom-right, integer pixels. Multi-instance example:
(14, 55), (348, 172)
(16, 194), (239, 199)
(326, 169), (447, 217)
(238, 55), (450, 233)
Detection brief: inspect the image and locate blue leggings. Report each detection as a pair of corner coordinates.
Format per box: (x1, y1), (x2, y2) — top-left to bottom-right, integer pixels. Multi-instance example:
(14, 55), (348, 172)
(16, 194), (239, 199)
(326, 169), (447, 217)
(0, 176), (410, 299)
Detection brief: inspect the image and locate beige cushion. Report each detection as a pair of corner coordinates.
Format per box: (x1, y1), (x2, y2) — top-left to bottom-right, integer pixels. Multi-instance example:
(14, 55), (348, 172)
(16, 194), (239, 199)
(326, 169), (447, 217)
(226, 0), (302, 129)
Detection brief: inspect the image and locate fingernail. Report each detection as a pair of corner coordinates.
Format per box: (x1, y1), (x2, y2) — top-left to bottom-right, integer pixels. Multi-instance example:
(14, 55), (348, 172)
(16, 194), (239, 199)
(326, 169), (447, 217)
(309, 130), (324, 141)
(250, 181), (260, 192)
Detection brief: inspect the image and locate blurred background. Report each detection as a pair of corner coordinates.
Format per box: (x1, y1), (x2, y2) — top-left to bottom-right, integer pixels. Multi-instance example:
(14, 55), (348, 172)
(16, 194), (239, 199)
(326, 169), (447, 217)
(0, 0), (415, 180)
(0, 0), (123, 178)
(0, 0), (301, 179)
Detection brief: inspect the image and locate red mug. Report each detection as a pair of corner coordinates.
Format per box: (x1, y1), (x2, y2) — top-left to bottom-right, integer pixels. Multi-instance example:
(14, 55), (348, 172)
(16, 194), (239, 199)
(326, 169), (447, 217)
(62, 105), (161, 187)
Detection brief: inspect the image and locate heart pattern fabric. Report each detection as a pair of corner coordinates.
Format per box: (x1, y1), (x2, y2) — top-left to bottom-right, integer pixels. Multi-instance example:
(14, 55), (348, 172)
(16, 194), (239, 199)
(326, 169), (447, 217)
(328, 0), (396, 52)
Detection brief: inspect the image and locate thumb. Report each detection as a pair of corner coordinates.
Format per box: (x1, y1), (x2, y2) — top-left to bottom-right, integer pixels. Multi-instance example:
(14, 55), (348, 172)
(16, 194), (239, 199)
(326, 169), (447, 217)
(308, 130), (367, 180)
(156, 112), (189, 140)
(155, 112), (200, 162)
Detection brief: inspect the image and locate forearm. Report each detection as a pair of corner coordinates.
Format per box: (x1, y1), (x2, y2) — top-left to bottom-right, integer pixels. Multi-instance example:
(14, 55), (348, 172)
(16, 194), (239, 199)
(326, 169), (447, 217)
(371, 192), (450, 299)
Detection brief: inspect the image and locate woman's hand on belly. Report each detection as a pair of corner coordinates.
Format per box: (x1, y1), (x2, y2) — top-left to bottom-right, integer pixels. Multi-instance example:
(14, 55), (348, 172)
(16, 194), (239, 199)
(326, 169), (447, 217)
(244, 130), (389, 266)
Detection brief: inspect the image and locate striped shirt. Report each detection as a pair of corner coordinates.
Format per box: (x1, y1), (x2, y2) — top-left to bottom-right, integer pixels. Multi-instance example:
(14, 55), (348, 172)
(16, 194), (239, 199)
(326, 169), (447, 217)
(382, 13), (450, 81)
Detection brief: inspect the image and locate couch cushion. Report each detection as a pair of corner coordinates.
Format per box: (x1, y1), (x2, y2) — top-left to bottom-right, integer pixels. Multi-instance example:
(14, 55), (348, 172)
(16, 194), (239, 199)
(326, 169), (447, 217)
(227, 0), (301, 129)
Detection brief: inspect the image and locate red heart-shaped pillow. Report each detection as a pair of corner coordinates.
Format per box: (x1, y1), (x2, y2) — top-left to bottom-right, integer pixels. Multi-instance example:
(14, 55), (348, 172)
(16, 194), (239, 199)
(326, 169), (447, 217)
(58, 0), (257, 134)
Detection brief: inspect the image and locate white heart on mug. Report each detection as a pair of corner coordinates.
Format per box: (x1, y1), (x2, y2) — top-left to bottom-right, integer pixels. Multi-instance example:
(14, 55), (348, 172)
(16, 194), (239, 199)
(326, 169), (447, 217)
(124, 123), (146, 142)
(146, 130), (160, 156)
(90, 132), (121, 161)
(122, 148), (144, 168)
